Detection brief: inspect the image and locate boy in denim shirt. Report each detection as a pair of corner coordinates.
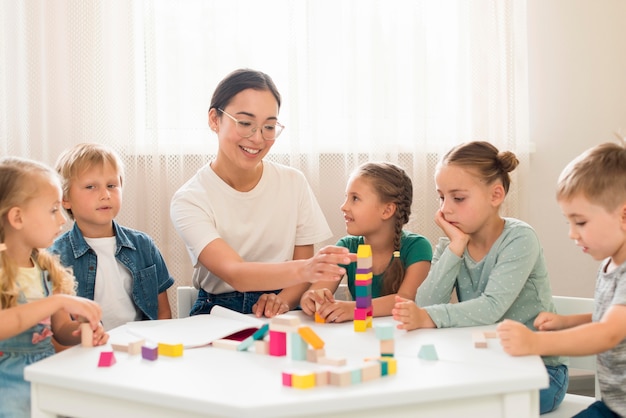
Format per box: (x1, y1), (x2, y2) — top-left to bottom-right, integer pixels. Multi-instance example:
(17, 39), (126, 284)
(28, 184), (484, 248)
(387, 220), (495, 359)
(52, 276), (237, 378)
(50, 143), (174, 330)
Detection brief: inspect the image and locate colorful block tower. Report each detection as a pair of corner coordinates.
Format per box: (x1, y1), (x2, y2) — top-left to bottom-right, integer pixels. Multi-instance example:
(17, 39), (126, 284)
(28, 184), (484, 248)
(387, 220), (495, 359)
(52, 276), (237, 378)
(354, 244), (373, 332)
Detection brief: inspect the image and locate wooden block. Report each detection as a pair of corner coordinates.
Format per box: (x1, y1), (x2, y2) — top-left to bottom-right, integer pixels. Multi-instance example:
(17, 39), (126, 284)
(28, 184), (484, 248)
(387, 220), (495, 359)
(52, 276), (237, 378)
(380, 339), (395, 356)
(318, 356), (347, 366)
(237, 335), (255, 352)
(128, 339), (145, 355)
(158, 342), (183, 357)
(314, 312), (325, 324)
(80, 323), (93, 347)
(297, 326), (325, 349)
(350, 368), (362, 384)
(282, 371), (292, 387)
(361, 362), (382, 381)
(329, 370), (352, 387)
(97, 351), (116, 367)
(253, 339), (269, 355)
(306, 348), (326, 363)
(269, 330), (287, 356)
(292, 371), (316, 389)
(380, 357), (397, 375)
(251, 323), (270, 340)
(483, 330), (497, 339)
(212, 339), (240, 350)
(473, 331), (488, 348)
(271, 314), (301, 327)
(269, 322), (301, 333)
(357, 244), (372, 259)
(374, 322), (394, 340)
(141, 344), (158, 361)
(355, 272), (373, 282)
(315, 370), (329, 386)
(111, 343), (129, 353)
(418, 344), (439, 361)
(291, 333), (308, 361)
(354, 319), (367, 332)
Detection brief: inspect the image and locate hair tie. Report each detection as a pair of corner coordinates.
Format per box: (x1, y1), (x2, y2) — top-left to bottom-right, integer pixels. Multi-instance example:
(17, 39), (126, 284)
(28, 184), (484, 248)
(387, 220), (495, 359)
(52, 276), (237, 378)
(0, 243), (6, 252)
(393, 251), (400, 258)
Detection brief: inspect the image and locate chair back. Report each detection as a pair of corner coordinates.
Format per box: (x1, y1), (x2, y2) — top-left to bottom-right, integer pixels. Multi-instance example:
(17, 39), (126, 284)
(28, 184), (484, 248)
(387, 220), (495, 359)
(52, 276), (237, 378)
(177, 286), (199, 318)
(552, 295), (600, 399)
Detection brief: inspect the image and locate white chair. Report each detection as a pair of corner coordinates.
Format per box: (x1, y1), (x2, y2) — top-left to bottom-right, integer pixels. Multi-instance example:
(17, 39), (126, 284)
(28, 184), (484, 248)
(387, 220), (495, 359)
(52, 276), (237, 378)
(176, 286), (199, 318)
(543, 296), (599, 417)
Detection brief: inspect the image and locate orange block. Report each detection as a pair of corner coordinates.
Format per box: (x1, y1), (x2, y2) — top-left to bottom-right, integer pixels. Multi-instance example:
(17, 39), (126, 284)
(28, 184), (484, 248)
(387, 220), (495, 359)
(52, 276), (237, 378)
(297, 326), (325, 349)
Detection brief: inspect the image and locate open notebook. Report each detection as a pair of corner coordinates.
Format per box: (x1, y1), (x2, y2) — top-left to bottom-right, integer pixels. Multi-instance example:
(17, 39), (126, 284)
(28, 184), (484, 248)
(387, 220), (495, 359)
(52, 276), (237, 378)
(118, 306), (266, 348)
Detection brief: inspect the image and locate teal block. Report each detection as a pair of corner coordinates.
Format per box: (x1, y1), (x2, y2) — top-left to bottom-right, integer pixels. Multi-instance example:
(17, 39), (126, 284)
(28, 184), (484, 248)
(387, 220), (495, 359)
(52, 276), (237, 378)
(374, 322), (394, 340)
(355, 285), (371, 298)
(350, 368), (362, 384)
(290, 333), (307, 361)
(418, 344), (439, 361)
(237, 335), (255, 351)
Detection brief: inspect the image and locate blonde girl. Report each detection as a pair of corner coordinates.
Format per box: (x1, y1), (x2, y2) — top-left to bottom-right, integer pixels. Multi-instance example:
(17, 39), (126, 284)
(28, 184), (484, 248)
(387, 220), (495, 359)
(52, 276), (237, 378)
(0, 157), (107, 418)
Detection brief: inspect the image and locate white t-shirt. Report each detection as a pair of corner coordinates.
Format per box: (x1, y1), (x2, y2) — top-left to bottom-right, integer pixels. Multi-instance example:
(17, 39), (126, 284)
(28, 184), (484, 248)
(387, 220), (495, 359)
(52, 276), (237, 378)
(170, 160), (332, 294)
(85, 236), (141, 330)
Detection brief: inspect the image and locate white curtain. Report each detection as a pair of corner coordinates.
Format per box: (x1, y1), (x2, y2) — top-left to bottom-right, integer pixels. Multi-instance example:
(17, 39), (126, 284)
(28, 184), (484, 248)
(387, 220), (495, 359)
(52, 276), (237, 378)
(0, 0), (529, 315)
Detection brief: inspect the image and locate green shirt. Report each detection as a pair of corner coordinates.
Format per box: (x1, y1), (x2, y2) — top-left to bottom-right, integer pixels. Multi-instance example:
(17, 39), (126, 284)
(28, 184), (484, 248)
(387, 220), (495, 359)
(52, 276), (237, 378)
(337, 231), (433, 298)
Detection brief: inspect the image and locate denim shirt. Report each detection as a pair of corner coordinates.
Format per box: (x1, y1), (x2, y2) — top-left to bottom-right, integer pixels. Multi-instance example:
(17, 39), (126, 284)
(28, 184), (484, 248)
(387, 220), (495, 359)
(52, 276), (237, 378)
(49, 221), (175, 321)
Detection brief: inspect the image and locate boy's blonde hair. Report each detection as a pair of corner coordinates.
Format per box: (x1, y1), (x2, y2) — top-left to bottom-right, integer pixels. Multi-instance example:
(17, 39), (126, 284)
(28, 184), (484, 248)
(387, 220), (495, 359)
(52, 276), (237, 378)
(55, 143), (125, 220)
(557, 139), (626, 211)
(0, 157), (76, 308)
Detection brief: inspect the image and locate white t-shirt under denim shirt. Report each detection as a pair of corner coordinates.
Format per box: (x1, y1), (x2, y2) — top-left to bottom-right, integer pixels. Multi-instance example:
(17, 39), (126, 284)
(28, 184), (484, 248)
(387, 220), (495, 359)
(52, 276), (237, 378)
(85, 236), (141, 330)
(170, 160), (332, 295)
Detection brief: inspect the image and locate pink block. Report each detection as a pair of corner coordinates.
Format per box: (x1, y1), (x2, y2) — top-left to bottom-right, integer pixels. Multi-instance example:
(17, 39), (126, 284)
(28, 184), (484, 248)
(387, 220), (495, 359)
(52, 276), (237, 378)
(269, 330), (287, 356)
(97, 351), (116, 367)
(282, 372), (292, 387)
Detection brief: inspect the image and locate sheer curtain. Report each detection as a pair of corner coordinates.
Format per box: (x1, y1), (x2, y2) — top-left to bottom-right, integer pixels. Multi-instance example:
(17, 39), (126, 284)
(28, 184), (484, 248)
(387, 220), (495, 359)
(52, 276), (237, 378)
(0, 0), (529, 315)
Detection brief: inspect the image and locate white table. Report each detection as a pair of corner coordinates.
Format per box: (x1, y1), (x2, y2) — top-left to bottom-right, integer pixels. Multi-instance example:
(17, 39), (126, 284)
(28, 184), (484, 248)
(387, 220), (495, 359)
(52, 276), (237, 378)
(25, 312), (547, 418)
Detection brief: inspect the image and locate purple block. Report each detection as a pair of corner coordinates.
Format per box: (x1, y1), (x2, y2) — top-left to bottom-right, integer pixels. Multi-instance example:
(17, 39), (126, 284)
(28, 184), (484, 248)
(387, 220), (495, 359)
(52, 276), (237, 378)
(356, 295), (372, 309)
(356, 268), (372, 274)
(142, 344), (159, 361)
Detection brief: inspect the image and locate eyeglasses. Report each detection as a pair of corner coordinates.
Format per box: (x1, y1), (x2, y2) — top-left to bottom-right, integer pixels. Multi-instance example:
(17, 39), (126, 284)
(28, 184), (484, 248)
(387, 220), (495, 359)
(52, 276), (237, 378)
(217, 108), (285, 141)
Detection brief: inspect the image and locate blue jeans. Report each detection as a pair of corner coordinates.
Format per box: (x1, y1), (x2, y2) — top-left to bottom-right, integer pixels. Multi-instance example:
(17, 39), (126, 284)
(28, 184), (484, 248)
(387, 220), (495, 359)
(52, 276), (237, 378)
(540, 364), (569, 414)
(573, 401), (620, 418)
(190, 289), (281, 316)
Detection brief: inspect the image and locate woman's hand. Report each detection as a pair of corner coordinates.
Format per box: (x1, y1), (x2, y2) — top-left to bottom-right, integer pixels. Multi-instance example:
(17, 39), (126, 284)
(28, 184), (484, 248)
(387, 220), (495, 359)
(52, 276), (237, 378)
(301, 246), (357, 283)
(252, 293), (290, 318)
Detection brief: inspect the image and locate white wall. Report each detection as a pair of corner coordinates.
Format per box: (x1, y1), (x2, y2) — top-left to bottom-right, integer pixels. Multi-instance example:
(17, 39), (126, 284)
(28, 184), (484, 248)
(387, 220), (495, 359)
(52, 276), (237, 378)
(526, 0), (626, 297)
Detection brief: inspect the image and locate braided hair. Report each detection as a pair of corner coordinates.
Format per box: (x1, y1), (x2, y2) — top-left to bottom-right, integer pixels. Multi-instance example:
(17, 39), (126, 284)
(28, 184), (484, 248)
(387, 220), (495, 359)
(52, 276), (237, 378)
(353, 162), (413, 295)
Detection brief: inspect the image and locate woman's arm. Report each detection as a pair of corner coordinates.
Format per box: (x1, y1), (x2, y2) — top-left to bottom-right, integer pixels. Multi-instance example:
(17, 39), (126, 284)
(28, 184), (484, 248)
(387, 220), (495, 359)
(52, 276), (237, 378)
(197, 239), (355, 291)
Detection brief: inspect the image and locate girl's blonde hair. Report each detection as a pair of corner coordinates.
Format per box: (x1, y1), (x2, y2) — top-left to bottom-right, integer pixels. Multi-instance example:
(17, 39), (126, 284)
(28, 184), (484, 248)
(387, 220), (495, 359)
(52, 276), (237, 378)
(353, 162), (413, 295)
(0, 157), (76, 309)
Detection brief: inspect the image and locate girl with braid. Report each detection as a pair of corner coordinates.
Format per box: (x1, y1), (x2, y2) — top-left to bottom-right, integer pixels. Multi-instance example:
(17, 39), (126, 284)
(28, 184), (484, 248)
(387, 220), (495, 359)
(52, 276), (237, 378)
(392, 141), (567, 415)
(0, 157), (107, 418)
(300, 162), (432, 322)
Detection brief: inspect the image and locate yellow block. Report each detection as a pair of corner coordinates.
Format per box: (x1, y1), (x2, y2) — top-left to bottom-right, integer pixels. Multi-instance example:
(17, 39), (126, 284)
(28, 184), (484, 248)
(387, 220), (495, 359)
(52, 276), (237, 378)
(355, 272), (373, 281)
(354, 319), (367, 332)
(292, 372), (316, 389)
(380, 357), (397, 375)
(357, 244), (372, 258)
(158, 342), (184, 357)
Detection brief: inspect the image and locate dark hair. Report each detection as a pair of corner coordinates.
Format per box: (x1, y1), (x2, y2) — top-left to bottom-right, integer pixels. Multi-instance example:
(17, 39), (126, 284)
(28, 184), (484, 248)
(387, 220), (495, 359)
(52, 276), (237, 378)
(353, 162), (413, 295)
(209, 69), (281, 112)
(439, 141), (519, 193)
